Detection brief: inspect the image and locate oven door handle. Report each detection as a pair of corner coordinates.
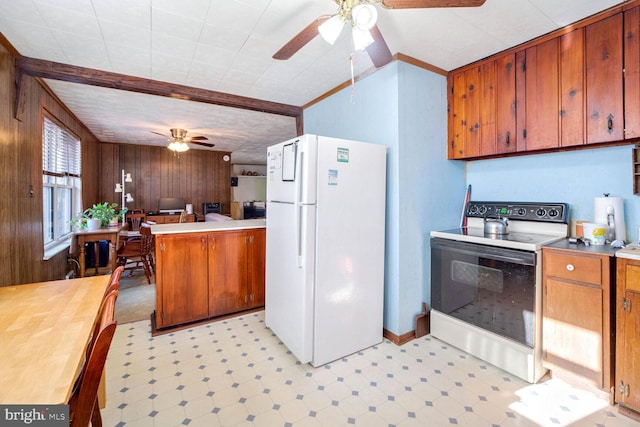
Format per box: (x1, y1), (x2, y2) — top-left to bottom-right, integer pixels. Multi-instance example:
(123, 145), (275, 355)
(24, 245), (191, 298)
(431, 238), (535, 266)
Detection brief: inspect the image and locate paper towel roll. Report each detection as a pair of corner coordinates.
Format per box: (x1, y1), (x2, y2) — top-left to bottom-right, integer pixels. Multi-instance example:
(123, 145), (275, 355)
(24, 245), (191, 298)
(594, 195), (626, 242)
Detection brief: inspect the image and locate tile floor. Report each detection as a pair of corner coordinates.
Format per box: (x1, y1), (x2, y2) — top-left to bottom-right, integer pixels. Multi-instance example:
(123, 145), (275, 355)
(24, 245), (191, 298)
(103, 311), (640, 427)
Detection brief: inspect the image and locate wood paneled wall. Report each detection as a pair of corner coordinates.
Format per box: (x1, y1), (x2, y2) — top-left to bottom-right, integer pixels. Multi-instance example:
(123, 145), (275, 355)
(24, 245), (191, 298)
(0, 42), (101, 286)
(98, 143), (231, 215)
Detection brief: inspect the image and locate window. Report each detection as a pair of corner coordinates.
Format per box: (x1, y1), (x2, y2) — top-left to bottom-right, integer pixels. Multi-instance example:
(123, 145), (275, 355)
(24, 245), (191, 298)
(43, 116), (82, 249)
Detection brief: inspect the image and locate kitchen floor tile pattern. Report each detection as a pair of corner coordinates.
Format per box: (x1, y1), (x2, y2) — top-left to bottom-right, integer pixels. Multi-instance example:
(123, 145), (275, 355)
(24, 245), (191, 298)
(103, 312), (639, 427)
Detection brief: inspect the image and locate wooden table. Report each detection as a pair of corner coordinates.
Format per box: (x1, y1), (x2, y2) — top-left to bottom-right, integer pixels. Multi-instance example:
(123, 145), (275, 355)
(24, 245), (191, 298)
(74, 225), (124, 277)
(0, 275), (110, 404)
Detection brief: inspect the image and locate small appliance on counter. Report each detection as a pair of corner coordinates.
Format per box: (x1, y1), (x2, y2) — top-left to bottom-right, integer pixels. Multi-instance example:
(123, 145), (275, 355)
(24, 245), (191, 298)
(594, 193), (626, 243)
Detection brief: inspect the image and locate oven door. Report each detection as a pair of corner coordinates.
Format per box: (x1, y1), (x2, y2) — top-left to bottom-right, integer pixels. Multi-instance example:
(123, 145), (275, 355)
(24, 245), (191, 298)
(431, 237), (537, 347)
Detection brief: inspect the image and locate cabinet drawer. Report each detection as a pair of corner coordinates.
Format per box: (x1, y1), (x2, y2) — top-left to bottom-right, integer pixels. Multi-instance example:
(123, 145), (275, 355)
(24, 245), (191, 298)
(163, 216), (181, 224)
(544, 251), (602, 286)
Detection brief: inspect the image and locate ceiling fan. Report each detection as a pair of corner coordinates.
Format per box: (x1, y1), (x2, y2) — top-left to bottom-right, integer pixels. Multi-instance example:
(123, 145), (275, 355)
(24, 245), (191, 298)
(273, 0), (486, 68)
(151, 128), (215, 152)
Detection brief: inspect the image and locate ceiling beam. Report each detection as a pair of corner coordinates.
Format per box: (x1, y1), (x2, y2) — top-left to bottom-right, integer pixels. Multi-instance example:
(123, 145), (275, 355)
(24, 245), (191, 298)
(16, 56), (303, 118)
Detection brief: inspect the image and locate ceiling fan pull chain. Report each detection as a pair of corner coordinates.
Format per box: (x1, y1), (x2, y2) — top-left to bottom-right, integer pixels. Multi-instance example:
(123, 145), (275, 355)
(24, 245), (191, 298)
(350, 53), (356, 103)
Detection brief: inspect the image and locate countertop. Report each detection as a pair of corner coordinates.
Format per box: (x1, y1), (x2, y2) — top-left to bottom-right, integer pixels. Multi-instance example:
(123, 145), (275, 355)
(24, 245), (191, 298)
(150, 218), (266, 235)
(544, 238), (620, 256)
(614, 245), (640, 261)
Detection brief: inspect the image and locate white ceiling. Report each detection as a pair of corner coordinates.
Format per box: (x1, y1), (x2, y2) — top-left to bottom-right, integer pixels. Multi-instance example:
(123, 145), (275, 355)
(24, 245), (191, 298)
(0, 0), (624, 164)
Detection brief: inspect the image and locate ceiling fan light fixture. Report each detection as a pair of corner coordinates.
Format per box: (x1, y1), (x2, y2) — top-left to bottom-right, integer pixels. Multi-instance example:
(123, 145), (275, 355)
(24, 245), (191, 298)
(352, 27), (374, 51)
(318, 15), (345, 45)
(168, 141), (189, 152)
(352, 4), (377, 31)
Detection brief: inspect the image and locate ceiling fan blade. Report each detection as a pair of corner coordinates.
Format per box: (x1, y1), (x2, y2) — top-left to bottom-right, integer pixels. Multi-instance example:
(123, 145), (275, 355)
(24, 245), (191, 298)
(191, 141), (215, 148)
(366, 25), (393, 68)
(382, 0), (485, 8)
(150, 131), (168, 137)
(190, 136), (209, 141)
(273, 16), (330, 60)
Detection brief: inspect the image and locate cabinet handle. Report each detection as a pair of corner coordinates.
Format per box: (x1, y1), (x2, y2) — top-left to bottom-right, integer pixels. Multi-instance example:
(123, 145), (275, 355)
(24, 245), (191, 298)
(211, 237), (216, 250)
(202, 238), (207, 250)
(505, 131), (510, 146)
(566, 264), (574, 271)
(607, 114), (614, 134)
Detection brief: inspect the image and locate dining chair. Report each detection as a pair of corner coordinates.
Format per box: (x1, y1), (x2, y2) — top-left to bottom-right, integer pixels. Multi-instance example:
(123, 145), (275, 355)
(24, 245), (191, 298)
(116, 225), (153, 284)
(104, 265), (124, 297)
(68, 289), (118, 427)
(125, 212), (147, 232)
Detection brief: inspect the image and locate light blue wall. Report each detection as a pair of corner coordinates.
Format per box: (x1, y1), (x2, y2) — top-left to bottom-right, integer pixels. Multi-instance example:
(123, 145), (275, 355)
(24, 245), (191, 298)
(304, 61), (464, 335)
(466, 145), (640, 243)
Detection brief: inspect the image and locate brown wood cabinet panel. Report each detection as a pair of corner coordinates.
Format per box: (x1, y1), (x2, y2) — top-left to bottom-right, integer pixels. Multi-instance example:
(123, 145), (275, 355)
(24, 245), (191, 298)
(543, 277), (603, 385)
(479, 61), (497, 156)
(495, 54), (517, 154)
(586, 13), (623, 143)
(560, 28), (586, 147)
(515, 50), (527, 152)
(543, 250), (603, 286)
(208, 230), (248, 317)
(616, 258), (640, 413)
(248, 228), (266, 307)
(625, 6), (640, 140)
(542, 247), (614, 395)
(447, 74), (456, 159)
(155, 233), (209, 328)
(523, 39), (560, 150)
(450, 72), (466, 159)
(463, 66), (481, 157)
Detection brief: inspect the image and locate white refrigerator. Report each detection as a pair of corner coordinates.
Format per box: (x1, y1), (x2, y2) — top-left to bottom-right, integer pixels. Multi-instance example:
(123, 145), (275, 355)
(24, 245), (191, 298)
(265, 134), (387, 367)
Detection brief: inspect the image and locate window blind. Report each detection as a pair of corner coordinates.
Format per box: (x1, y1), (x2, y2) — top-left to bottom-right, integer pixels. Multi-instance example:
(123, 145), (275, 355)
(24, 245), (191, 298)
(43, 116), (81, 177)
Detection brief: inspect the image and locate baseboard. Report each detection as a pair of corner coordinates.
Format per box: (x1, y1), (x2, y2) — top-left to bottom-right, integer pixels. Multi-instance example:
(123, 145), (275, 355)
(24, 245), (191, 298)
(383, 328), (415, 346)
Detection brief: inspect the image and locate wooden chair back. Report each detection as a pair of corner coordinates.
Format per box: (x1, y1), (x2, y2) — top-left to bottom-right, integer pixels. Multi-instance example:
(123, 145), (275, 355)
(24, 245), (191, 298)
(179, 209), (188, 223)
(69, 289), (118, 427)
(126, 212), (147, 232)
(105, 265), (124, 296)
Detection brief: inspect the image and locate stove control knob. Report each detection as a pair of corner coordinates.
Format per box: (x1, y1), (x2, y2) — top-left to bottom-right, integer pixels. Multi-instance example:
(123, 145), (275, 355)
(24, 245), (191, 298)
(469, 205), (478, 215)
(479, 206), (487, 215)
(536, 208), (547, 217)
(548, 208), (559, 218)
(517, 208), (526, 216)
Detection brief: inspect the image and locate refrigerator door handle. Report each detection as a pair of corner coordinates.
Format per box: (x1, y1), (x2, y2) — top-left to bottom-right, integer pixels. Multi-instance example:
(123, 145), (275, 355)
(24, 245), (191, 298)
(296, 203), (303, 268)
(296, 150), (304, 204)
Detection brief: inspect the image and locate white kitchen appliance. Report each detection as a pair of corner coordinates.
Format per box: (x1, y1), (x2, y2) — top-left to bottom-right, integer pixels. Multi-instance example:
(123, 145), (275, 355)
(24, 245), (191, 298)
(265, 134), (386, 367)
(430, 201), (569, 383)
(594, 193), (626, 243)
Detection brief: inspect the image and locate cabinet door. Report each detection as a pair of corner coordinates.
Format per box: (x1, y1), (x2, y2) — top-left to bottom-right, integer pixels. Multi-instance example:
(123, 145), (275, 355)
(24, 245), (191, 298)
(495, 54), (516, 154)
(625, 6), (640, 139)
(463, 67), (481, 157)
(586, 13), (623, 143)
(248, 229), (266, 308)
(616, 260), (640, 410)
(543, 277), (603, 386)
(156, 233), (209, 328)
(523, 39), (560, 150)
(479, 61), (497, 156)
(450, 72), (465, 159)
(208, 230), (248, 317)
(560, 28), (585, 147)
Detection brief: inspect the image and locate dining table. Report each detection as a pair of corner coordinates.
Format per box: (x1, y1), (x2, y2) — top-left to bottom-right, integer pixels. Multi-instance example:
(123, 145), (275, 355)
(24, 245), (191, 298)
(0, 275), (110, 405)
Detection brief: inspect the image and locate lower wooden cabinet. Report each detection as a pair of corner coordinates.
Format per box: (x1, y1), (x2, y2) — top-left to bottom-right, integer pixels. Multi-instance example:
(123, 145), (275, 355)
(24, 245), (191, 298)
(615, 257), (640, 416)
(541, 247), (614, 394)
(155, 227), (265, 329)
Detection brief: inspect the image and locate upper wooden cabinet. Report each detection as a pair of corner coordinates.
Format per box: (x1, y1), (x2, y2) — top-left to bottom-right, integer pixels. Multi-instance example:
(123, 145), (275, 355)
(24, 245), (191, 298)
(624, 6), (640, 139)
(521, 38), (560, 151)
(447, 9), (627, 160)
(449, 54), (515, 158)
(586, 13), (623, 143)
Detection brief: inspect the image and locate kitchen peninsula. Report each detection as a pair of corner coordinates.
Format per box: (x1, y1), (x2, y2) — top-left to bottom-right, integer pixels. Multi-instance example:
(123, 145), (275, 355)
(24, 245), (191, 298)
(151, 219), (265, 331)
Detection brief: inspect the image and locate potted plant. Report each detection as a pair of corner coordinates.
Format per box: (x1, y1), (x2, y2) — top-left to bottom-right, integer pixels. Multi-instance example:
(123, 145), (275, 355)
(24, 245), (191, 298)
(70, 203), (127, 230)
